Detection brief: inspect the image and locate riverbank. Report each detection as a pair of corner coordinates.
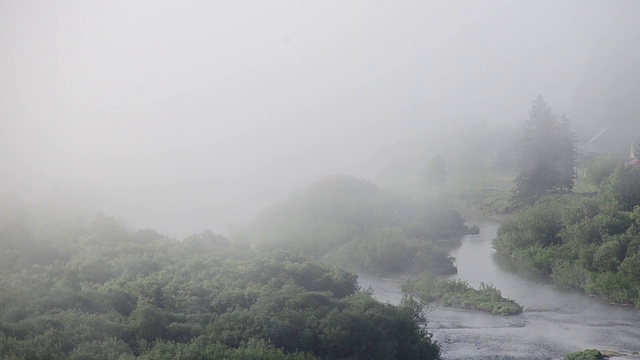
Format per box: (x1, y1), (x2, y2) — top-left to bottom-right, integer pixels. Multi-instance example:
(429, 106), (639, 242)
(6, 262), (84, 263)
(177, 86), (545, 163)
(359, 222), (640, 359)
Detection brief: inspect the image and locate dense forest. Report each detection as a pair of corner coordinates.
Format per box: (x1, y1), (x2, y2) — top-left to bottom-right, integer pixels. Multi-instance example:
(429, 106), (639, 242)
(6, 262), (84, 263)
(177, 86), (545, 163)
(0, 199), (441, 359)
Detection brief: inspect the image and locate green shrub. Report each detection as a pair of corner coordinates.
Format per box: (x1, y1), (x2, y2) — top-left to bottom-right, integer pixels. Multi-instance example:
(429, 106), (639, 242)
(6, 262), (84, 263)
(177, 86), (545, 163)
(585, 157), (619, 186)
(565, 349), (603, 360)
(599, 165), (640, 211)
(402, 273), (522, 315)
(494, 192), (640, 306)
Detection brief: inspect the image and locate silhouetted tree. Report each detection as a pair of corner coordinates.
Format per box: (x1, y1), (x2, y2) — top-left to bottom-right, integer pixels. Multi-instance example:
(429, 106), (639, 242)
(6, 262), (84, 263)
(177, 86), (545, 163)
(513, 96), (576, 202)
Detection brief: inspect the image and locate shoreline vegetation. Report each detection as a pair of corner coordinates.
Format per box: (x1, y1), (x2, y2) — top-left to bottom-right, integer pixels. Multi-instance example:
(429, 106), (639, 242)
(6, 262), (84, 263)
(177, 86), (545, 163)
(493, 166), (640, 307)
(401, 272), (523, 315)
(492, 96), (640, 309)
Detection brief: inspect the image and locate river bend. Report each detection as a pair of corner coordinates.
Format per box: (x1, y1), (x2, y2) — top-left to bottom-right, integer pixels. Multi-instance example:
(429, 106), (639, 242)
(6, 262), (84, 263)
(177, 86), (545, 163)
(358, 222), (640, 359)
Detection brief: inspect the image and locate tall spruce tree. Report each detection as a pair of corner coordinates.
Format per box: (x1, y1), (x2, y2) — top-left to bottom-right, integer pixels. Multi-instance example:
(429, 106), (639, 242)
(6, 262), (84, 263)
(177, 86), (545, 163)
(513, 96), (576, 202)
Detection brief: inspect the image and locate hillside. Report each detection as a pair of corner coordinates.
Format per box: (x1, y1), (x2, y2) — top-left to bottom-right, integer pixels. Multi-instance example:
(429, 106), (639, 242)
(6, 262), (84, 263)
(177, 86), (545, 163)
(0, 203), (440, 359)
(236, 175), (476, 274)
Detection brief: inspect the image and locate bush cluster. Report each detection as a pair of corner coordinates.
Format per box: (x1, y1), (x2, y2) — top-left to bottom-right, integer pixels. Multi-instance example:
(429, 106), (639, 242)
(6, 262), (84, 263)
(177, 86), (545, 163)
(401, 273), (523, 315)
(0, 208), (441, 359)
(494, 165), (640, 306)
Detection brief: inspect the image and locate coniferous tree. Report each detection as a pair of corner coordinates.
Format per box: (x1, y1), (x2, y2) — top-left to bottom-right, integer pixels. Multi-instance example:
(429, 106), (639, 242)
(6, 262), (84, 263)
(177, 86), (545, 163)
(513, 96), (576, 202)
(513, 96), (556, 201)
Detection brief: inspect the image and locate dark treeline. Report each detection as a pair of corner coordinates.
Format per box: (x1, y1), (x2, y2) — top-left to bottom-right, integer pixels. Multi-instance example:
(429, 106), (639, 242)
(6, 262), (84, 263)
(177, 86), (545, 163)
(0, 199), (440, 359)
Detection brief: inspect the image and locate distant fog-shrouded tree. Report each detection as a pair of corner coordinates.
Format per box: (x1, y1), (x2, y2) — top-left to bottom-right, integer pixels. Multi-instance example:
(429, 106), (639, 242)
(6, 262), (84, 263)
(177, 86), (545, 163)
(635, 137), (640, 159)
(556, 114), (578, 193)
(427, 155), (447, 187)
(513, 96), (577, 202)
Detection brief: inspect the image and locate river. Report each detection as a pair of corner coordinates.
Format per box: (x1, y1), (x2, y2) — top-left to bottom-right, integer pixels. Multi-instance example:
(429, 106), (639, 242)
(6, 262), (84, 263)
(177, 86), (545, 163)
(358, 222), (640, 359)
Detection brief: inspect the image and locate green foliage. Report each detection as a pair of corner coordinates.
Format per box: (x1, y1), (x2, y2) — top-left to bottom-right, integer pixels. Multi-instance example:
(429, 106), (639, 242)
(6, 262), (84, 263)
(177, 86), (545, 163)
(402, 273), (523, 315)
(134, 338), (320, 360)
(585, 157), (619, 186)
(0, 201), (440, 360)
(599, 165), (640, 211)
(68, 337), (134, 360)
(564, 349), (604, 360)
(495, 176), (640, 305)
(551, 261), (589, 289)
(323, 227), (456, 275)
(443, 168), (517, 216)
(493, 199), (564, 256)
(238, 175), (474, 274)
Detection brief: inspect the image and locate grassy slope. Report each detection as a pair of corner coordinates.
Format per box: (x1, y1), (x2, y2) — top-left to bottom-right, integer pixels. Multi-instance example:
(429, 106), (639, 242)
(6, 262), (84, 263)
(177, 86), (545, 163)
(442, 168), (516, 219)
(376, 165), (517, 220)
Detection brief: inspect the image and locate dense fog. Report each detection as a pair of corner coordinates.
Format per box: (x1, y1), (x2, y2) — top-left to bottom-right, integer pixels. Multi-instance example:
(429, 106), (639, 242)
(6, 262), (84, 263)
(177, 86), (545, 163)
(2, 0), (639, 236)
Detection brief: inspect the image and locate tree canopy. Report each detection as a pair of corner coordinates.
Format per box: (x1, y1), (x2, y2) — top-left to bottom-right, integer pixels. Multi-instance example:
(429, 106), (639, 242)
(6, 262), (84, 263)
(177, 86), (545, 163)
(0, 202), (441, 359)
(495, 164), (640, 306)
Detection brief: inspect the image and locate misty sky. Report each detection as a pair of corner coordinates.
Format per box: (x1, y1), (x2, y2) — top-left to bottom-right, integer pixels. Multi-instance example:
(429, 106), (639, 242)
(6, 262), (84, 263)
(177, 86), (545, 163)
(1, 0), (638, 236)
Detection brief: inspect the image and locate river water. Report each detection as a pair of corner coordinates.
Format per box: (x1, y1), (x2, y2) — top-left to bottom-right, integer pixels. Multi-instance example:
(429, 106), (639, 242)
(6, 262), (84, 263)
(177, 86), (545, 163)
(358, 222), (640, 359)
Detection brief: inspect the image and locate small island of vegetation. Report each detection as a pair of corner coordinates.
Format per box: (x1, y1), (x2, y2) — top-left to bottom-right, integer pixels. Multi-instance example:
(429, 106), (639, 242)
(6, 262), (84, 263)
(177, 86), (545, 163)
(565, 349), (605, 360)
(564, 348), (622, 360)
(401, 272), (523, 315)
